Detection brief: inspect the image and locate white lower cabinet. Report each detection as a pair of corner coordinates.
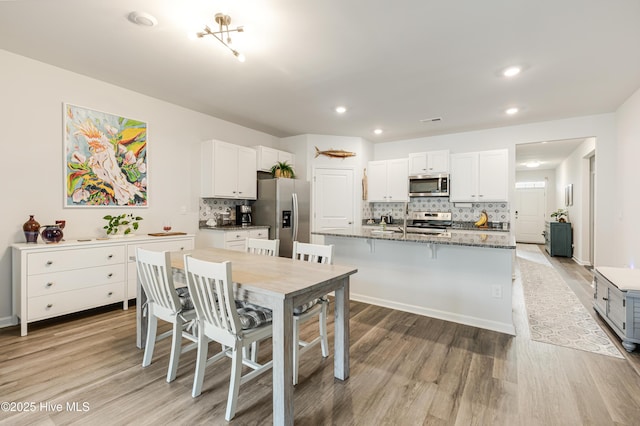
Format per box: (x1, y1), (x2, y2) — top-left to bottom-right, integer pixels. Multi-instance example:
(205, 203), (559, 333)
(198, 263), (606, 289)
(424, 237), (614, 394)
(12, 234), (195, 336)
(198, 227), (269, 251)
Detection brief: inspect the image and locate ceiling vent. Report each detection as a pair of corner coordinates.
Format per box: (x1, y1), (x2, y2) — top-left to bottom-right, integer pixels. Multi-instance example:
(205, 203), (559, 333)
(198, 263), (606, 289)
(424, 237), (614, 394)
(419, 117), (442, 123)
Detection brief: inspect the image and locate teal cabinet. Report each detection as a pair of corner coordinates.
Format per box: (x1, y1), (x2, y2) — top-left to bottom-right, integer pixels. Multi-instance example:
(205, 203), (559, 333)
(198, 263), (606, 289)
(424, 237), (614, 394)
(544, 222), (572, 257)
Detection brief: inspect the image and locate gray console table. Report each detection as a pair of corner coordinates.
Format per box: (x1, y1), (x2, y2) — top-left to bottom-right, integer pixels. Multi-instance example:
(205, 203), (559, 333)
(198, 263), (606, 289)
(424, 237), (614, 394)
(593, 266), (640, 352)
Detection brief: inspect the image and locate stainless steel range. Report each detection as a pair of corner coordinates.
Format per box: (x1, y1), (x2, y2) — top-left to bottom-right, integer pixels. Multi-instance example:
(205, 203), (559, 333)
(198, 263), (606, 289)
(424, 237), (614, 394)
(406, 211), (452, 235)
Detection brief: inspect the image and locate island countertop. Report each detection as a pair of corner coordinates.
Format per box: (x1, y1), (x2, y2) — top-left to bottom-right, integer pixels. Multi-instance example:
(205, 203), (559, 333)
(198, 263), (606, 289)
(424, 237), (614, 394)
(312, 226), (516, 249)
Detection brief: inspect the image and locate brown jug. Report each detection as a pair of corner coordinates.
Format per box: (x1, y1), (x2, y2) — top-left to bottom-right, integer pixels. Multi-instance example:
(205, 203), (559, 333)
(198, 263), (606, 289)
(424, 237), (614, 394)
(23, 215), (40, 243)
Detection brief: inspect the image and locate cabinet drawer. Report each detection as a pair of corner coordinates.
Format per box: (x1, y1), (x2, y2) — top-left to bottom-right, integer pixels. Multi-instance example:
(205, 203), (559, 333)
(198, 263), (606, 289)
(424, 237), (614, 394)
(225, 240), (247, 251)
(127, 239), (195, 262)
(249, 229), (268, 239)
(28, 264), (126, 297)
(27, 246), (125, 275)
(224, 230), (249, 243)
(27, 282), (125, 321)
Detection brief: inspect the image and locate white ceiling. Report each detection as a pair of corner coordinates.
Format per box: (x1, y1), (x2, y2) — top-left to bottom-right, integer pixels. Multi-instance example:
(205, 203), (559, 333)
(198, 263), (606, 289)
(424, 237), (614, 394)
(515, 138), (587, 171)
(1, 1), (639, 143)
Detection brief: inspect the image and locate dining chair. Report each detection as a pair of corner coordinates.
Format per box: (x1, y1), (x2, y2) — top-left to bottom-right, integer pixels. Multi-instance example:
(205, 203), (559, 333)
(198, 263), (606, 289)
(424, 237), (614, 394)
(245, 237), (280, 257)
(244, 238), (279, 360)
(291, 241), (334, 385)
(136, 248), (198, 383)
(184, 255), (273, 421)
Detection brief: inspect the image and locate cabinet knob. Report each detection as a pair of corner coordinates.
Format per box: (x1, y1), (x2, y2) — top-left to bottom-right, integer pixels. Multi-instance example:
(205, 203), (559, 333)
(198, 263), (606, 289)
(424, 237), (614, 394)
(46, 304), (53, 309)
(108, 292), (114, 297)
(107, 273), (114, 278)
(478, 194), (484, 197)
(602, 297), (609, 301)
(179, 247), (184, 251)
(46, 282), (53, 288)
(46, 261), (53, 266)
(108, 254), (114, 259)
(129, 256), (136, 261)
(471, 195), (476, 198)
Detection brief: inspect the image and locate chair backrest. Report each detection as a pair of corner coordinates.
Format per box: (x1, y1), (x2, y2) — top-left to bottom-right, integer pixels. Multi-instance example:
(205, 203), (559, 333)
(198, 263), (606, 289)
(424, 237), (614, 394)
(136, 248), (181, 314)
(292, 242), (334, 265)
(183, 255), (241, 344)
(246, 238), (280, 257)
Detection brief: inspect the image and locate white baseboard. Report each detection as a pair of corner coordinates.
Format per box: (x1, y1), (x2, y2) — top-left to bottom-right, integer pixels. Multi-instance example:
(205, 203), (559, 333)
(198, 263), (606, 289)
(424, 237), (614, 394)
(572, 256), (592, 267)
(350, 293), (516, 336)
(0, 316), (18, 328)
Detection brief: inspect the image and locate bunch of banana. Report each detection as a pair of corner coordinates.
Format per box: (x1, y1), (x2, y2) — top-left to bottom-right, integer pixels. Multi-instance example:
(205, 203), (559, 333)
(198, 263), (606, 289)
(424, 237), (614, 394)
(474, 210), (489, 228)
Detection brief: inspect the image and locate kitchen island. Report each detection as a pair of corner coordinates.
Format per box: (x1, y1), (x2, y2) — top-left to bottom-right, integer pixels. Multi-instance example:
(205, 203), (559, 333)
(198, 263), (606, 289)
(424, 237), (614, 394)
(313, 227), (516, 335)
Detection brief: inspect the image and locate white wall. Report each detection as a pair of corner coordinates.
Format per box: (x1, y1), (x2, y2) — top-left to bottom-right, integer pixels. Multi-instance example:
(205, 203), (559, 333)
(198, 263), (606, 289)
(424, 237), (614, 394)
(555, 138), (595, 265)
(373, 114), (618, 267)
(615, 87), (640, 269)
(0, 50), (279, 325)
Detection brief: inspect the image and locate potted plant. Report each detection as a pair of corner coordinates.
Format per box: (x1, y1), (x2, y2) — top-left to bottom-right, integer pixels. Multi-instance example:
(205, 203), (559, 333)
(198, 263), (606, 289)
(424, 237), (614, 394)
(103, 213), (143, 236)
(270, 161), (295, 178)
(550, 209), (568, 222)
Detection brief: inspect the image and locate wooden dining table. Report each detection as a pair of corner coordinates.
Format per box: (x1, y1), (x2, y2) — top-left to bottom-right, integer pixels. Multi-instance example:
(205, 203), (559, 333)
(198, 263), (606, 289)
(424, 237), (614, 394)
(135, 247), (358, 425)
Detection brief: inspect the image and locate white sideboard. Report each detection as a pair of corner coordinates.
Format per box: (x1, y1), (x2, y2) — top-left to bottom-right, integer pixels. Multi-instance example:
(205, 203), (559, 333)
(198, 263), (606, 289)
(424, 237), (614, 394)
(12, 234), (195, 336)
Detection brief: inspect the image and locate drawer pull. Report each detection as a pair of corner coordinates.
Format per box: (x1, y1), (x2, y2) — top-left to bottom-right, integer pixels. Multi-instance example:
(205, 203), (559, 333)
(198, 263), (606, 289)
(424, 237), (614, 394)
(602, 297), (609, 301)
(46, 304), (53, 309)
(108, 254), (114, 259)
(107, 273), (114, 278)
(46, 261), (53, 266)
(46, 282), (53, 288)
(180, 247), (184, 251)
(108, 292), (114, 297)
(129, 256), (136, 261)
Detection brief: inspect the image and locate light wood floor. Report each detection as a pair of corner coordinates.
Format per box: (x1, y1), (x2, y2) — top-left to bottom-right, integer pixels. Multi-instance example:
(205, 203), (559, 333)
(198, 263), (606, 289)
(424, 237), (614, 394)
(2, 246), (640, 425)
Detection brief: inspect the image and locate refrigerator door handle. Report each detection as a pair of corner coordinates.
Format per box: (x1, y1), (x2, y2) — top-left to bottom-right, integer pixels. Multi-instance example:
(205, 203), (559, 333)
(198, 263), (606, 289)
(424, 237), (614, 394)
(292, 192), (299, 242)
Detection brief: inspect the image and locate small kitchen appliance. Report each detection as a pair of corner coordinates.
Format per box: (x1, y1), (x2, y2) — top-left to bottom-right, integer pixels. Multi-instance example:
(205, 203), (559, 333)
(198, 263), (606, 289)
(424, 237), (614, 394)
(406, 211), (452, 236)
(236, 205), (252, 226)
(408, 174), (449, 197)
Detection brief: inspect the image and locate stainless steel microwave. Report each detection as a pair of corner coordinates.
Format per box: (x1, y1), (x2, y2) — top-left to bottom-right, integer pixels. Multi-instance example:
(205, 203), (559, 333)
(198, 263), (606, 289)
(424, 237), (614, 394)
(408, 174), (449, 197)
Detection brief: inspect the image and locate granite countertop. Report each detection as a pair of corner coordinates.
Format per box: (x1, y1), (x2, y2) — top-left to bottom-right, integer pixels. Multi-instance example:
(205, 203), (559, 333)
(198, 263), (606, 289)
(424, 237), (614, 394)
(199, 224), (270, 231)
(313, 227), (515, 249)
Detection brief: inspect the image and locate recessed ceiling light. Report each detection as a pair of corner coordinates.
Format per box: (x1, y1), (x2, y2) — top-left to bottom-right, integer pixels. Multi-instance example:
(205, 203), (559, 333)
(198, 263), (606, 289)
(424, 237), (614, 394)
(506, 107), (519, 115)
(503, 66), (521, 77)
(128, 11), (158, 27)
(373, 129), (383, 135)
(335, 106), (347, 114)
(526, 161), (541, 168)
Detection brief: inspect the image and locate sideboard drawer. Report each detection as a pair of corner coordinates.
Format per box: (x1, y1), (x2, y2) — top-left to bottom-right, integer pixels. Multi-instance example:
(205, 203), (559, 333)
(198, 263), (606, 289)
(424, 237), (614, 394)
(28, 264), (126, 297)
(27, 246), (126, 275)
(27, 282), (125, 321)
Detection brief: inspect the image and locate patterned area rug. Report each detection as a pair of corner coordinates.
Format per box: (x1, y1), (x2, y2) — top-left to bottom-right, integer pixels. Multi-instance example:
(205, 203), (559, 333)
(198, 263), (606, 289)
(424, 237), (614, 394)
(517, 244), (623, 358)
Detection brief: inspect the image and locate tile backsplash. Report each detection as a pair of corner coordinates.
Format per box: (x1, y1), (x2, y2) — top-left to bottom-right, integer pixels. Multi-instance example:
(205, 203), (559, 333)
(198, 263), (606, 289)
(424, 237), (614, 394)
(199, 198), (252, 222)
(363, 197), (510, 223)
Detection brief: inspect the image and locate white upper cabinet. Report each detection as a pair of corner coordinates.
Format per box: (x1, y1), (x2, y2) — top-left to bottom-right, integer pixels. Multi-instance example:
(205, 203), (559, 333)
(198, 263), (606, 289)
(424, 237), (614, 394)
(255, 145), (295, 172)
(449, 149), (508, 202)
(367, 159), (409, 202)
(408, 150), (450, 175)
(202, 140), (257, 199)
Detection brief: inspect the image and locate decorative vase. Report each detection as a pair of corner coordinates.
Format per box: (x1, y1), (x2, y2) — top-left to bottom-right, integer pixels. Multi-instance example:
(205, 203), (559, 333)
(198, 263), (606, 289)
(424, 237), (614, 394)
(23, 215), (40, 243)
(41, 224), (64, 244)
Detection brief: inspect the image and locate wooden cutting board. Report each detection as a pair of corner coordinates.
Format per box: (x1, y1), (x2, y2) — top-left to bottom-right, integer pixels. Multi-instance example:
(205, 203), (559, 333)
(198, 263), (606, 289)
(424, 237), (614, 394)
(148, 232), (187, 237)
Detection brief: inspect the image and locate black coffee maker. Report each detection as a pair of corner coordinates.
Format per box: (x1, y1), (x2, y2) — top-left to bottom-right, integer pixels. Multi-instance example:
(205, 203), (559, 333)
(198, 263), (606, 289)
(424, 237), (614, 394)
(236, 205), (252, 226)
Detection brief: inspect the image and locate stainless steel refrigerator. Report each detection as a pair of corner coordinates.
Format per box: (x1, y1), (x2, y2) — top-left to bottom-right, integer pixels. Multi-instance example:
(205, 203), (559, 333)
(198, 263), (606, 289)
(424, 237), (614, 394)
(253, 178), (310, 258)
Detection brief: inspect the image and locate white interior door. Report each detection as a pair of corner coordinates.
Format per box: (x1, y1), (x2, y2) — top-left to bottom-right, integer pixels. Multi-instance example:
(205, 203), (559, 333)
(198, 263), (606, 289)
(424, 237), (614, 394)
(313, 168), (355, 231)
(515, 187), (546, 243)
